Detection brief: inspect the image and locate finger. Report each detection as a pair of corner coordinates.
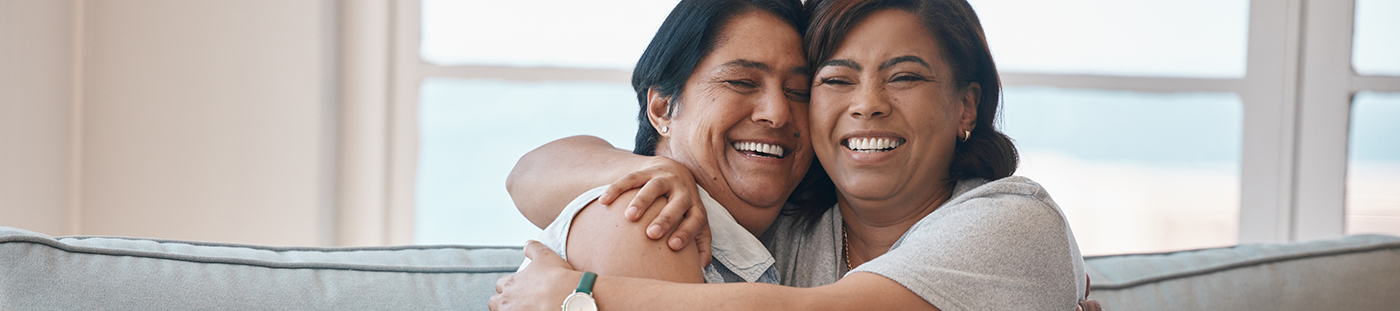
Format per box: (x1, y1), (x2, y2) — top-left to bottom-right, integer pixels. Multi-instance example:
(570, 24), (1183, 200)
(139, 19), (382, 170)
(629, 180), (669, 223)
(667, 199), (707, 250)
(1082, 300), (1102, 311)
(655, 194), (696, 243)
(601, 172), (649, 206)
(488, 294), (501, 311)
(1085, 275), (1091, 299)
(495, 274), (508, 293)
(695, 224), (713, 268)
(523, 240), (555, 261)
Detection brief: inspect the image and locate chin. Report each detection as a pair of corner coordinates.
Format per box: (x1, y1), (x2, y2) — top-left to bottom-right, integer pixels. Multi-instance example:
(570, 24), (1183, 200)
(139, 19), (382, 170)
(732, 184), (789, 208)
(835, 179), (898, 202)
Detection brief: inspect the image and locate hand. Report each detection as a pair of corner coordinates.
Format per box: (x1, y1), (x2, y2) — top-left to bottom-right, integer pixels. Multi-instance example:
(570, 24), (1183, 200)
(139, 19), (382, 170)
(597, 156), (712, 267)
(1075, 275), (1102, 311)
(490, 241), (583, 311)
(1076, 299), (1103, 311)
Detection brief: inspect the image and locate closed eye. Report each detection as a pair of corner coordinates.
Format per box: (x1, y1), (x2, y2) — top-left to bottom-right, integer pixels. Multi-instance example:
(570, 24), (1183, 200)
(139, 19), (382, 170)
(819, 78), (853, 86)
(725, 80), (758, 88)
(892, 74), (927, 82)
(785, 88), (811, 102)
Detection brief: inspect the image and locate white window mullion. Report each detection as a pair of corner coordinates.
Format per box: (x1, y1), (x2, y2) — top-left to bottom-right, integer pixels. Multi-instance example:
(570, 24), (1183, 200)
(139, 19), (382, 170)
(1292, 0), (1356, 241)
(1237, 0), (1305, 244)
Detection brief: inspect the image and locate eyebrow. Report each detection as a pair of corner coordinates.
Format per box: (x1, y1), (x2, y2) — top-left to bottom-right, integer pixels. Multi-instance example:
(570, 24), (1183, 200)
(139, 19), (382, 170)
(820, 59), (861, 71)
(878, 55), (931, 71)
(722, 59), (771, 72)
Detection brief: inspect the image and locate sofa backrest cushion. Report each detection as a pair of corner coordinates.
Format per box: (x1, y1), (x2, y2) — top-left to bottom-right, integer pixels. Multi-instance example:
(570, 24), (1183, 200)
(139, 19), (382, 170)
(0, 227), (524, 310)
(1085, 234), (1400, 311)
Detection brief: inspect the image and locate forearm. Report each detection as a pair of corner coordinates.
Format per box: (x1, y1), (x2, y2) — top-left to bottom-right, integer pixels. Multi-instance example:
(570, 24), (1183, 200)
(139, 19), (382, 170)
(507, 135), (651, 228)
(587, 273), (932, 311)
(590, 277), (806, 311)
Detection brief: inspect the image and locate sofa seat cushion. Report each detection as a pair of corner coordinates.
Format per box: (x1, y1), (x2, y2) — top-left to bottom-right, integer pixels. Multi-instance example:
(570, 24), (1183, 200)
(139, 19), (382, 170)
(1085, 234), (1400, 310)
(0, 227), (524, 310)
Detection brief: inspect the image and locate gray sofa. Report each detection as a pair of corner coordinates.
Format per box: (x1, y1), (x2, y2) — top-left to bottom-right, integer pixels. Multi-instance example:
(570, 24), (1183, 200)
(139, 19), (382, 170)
(2, 226), (1397, 310)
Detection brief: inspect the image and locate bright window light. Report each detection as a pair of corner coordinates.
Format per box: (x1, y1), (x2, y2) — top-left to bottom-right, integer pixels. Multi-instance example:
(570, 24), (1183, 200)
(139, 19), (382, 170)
(1347, 92), (1400, 237)
(421, 0), (681, 70)
(1001, 87), (1243, 255)
(1353, 0), (1400, 76)
(415, 79), (638, 246)
(968, 0), (1250, 78)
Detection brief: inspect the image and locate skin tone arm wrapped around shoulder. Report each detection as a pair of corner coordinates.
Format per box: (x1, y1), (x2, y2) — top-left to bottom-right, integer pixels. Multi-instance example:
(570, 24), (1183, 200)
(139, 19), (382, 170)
(506, 135), (712, 253)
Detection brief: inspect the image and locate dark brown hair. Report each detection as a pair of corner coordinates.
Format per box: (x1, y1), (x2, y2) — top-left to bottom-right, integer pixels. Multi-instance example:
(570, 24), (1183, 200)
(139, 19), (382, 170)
(784, 0), (1019, 229)
(631, 0), (806, 156)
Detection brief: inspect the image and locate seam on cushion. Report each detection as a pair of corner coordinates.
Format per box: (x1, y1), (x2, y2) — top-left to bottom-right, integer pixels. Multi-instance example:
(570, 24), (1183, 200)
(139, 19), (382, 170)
(2, 235), (521, 274)
(55, 235), (522, 253)
(1088, 241), (1400, 291)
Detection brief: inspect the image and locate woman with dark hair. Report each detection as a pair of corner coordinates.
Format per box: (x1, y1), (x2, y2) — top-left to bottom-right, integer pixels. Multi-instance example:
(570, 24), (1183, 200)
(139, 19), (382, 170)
(505, 0), (818, 303)
(495, 0), (1094, 310)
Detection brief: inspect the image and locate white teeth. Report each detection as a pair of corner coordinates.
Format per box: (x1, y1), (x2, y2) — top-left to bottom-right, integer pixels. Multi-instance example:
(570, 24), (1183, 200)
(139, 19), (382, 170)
(733, 141), (786, 158)
(846, 137), (901, 153)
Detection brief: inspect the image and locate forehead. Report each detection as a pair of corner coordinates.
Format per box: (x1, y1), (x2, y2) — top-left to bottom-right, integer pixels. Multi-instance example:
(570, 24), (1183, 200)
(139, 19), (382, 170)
(831, 9), (944, 67)
(700, 11), (806, 73)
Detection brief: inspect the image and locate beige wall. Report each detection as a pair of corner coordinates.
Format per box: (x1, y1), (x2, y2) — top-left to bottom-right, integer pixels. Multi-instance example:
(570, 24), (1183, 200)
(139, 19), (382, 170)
(0, 0), (78, 237)
(1, 0), (342, 246)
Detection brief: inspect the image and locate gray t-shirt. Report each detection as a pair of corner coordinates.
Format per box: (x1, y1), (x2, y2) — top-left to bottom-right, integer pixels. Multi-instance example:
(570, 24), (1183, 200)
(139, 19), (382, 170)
(761, 176), (1086, 311)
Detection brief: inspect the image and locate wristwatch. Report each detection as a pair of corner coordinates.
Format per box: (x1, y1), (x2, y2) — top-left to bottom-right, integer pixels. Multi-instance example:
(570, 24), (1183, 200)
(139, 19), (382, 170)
(561, 271), (598, 311)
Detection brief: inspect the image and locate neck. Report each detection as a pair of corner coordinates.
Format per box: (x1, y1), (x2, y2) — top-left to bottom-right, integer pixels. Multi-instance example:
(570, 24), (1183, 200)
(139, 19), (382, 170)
(841, 180), (954, 267)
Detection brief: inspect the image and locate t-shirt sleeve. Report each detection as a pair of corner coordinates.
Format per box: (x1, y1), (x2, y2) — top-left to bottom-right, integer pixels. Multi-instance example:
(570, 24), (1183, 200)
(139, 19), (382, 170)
(850, 185), (1083, 311)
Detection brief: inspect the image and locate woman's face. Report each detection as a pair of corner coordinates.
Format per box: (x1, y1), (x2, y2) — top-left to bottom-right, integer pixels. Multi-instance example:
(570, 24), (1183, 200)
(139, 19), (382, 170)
(651, 11), (812, 234)
(809, 9), (979, 207)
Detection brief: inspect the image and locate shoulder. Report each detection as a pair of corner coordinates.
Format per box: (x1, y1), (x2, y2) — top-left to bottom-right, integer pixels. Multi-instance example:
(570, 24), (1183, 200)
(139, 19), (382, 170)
(563, 188), (705, 283)
(932, 176), (1063, 229)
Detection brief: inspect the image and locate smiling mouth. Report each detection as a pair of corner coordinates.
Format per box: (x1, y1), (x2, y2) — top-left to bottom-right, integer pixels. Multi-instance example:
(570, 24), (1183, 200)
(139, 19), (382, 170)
(842, 137), (905, 153)
(733, 141), (788, 158)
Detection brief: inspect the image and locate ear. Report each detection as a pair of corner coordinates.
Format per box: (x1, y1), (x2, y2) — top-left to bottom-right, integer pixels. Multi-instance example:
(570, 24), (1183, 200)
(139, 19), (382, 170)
(958, 82), (981, 134)
(646, 87), (674, 136)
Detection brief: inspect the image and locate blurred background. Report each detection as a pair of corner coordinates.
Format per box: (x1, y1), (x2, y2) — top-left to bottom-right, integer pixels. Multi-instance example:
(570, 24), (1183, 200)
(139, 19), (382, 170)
(2, 0), (1396, 256)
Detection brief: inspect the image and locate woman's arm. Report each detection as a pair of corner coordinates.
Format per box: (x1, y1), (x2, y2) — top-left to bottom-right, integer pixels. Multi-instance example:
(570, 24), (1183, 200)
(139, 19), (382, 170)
(507, 135), (644, 228)
(491, 241), (937, 311)
(564, 189), (706, 281)
(507, 135), (710, 252)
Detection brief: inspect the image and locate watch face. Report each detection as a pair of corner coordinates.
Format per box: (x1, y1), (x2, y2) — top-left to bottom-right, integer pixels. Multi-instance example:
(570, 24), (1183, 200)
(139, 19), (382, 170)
(562, 292), (597, 311)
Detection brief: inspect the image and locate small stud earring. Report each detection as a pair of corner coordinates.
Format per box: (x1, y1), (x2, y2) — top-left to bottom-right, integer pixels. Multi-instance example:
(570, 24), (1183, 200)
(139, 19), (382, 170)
(659, 126), (669, 134)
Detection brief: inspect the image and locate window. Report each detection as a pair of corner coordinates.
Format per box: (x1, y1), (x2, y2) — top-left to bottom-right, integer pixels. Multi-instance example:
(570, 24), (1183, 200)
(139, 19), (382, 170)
(1346, 92), (1400, 236)
(415, 79), (637, 245)
(1001, 87), (1242, 255)
(970, 0), (1249, 78)
(1352, 0), (1400, 76)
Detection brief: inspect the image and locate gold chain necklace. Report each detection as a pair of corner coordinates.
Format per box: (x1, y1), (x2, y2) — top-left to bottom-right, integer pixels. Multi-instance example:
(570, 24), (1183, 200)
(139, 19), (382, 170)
(842, 222), (853, 271)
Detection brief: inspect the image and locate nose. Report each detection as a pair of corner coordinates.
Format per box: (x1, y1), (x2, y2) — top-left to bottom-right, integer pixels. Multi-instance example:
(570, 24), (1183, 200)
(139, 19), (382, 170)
(849, 84), (890, 119)
(752, 85), (792, 128)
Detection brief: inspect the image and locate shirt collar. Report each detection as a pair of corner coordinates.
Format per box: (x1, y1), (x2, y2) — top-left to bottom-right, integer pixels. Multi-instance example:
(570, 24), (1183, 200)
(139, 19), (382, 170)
(697, 187), (777, 283)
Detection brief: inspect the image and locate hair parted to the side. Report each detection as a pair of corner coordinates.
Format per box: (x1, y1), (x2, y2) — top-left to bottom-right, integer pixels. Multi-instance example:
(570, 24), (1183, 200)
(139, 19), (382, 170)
(630, 0), (806, 156)
(806, 0), (1017, 180)
(785, 0), (1018, 228)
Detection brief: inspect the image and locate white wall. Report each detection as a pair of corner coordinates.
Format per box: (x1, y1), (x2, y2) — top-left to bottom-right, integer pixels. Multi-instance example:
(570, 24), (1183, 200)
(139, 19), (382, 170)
(1, 0), (340, 246)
